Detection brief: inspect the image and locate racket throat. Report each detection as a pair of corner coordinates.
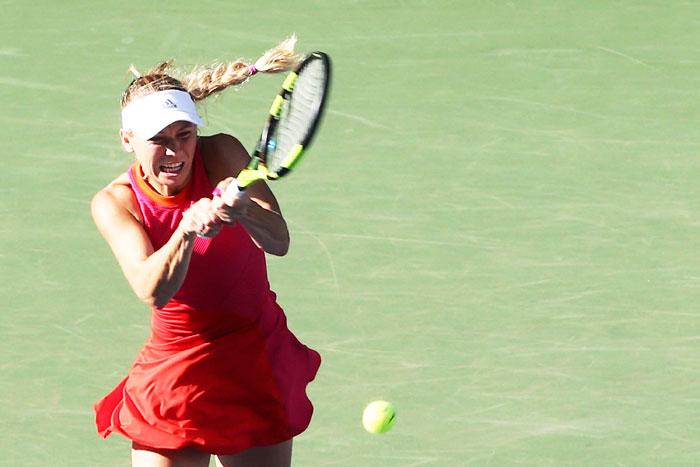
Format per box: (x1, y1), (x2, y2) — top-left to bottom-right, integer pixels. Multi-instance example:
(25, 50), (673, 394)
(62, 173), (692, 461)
(237, 166), (269, 189)
(249, 154), (263, 168)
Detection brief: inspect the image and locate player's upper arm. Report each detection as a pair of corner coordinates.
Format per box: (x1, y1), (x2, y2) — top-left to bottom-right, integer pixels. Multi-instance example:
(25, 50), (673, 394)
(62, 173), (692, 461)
(204, 133), (250, 183)
(91, 184), (155, 291)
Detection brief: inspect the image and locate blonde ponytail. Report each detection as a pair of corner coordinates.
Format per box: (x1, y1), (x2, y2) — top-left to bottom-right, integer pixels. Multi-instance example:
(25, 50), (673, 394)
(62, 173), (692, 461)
(251, 35), (300, 73)
(121, 36), (300, 107)
(183, 35), (300, 101)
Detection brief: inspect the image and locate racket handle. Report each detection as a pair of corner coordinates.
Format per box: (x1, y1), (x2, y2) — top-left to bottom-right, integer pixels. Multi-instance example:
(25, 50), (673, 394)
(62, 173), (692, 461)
(224, 181), (245, 199)
(213, 168), (265, 201)
(211, 181), (245, 204)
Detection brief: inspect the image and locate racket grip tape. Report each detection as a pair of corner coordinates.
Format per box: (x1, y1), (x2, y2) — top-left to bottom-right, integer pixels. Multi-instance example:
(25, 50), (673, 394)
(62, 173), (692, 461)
(224, 181), (243, 199)
(212, 183), (244, 201)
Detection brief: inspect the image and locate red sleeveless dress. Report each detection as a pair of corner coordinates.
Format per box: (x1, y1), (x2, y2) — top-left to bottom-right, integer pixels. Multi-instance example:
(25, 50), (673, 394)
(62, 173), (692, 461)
(93, 145), (321, 454)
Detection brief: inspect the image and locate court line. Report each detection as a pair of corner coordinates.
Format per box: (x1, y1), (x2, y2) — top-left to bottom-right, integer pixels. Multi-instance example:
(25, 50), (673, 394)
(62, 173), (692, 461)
(335, 30), (516, 41)
(287, 221), (340, 292)
(305, 232), (340, 292)
(295, 231), (464, 247)
(0, 76), (80, 94)
(0, 48), (24, 56)
(52, 324), (89, 342)
(648, 422), (700, 445)
(473, 95), (610, 119)
(484, 47), (583, 56)
(74, 313), (95, 325)
(596, 46), (653, 68)
(327, 109), (394, 130)
(363, 455), (438, 467)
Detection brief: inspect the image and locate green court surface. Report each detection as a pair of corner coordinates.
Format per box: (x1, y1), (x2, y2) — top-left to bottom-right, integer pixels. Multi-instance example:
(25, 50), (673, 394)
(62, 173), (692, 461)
(3, 1), (700, 465)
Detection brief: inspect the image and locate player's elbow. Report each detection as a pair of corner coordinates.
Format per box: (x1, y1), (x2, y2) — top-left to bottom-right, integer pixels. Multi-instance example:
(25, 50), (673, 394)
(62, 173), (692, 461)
(270, 232), (290, 256)
(135, 289), (158, 308)
(255, 228), (289, 256)
(152, 297), (170, 309)
(140, 293), (169, 309)
(262, 238), (288, 257)
(269, 242), (289, 257)
(133, 283), (171, 309)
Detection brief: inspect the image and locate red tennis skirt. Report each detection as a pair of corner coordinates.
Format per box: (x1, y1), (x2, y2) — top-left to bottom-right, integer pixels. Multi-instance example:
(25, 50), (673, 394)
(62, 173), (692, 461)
(94, 310), (321, 455)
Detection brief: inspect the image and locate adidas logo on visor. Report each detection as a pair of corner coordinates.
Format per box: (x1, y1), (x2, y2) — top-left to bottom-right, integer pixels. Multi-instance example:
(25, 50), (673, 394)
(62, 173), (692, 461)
(163, 99), (177, 109)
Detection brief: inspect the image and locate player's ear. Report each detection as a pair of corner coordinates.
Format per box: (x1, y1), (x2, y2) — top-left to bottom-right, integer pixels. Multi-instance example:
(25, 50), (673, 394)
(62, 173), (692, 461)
(120, 128), (134, 153)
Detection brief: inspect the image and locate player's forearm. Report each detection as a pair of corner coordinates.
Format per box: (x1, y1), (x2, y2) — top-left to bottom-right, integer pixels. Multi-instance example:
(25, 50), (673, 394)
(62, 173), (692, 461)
(131, 226), (197, 308)
(239, 201), (290, 256)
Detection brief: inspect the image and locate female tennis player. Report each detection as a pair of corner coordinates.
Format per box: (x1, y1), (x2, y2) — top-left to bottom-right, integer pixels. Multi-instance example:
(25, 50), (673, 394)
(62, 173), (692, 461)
(91, 37), (321, 467)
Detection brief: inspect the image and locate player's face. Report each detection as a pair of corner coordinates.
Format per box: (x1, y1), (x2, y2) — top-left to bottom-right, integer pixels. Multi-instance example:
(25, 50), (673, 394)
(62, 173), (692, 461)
(129, 121), (198, 196)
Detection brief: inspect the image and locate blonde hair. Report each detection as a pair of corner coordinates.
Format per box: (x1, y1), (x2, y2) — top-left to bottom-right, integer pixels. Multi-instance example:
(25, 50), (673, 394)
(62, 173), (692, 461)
(121, 35), (300, 107)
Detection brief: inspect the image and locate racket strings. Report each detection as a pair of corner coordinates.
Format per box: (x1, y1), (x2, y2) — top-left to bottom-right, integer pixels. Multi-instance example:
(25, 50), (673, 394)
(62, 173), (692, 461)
(268, 61), (327, 171)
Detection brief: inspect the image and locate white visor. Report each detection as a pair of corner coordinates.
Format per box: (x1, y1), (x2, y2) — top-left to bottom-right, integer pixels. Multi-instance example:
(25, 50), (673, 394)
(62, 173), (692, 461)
(121, 89), (204, 140)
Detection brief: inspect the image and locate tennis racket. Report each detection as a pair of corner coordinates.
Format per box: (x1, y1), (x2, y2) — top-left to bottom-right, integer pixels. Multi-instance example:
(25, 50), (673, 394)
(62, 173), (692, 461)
(225, 51), (331, 198)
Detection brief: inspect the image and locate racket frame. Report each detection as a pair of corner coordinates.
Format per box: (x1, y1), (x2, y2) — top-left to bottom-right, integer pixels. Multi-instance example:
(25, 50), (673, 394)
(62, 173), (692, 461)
(233, 51), (331, 192)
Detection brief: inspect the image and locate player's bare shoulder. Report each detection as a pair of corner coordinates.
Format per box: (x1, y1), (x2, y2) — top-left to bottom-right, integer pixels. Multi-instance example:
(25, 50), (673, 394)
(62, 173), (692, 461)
(199, 134), (250, 185)
(91, 172), (142, 228)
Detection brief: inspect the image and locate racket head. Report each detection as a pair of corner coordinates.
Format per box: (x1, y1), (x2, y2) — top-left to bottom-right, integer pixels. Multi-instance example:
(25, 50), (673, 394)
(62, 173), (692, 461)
(260, 51), (332, 178)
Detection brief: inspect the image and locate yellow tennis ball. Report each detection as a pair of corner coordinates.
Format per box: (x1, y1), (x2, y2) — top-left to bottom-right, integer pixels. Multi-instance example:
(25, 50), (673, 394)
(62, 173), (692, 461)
(362, 400), (396, 434)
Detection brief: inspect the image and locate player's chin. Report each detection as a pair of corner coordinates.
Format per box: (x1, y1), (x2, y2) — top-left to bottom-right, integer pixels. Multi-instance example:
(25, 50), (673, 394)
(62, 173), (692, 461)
(157, 167), (191, 190)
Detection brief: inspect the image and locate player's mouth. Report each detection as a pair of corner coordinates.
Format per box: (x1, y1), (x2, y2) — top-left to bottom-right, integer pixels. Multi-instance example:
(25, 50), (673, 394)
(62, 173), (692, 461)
(160, 162), (184, 174)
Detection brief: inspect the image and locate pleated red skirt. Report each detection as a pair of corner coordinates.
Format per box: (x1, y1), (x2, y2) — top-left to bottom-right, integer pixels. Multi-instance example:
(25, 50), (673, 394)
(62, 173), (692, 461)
(94, 296), (321, 454)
